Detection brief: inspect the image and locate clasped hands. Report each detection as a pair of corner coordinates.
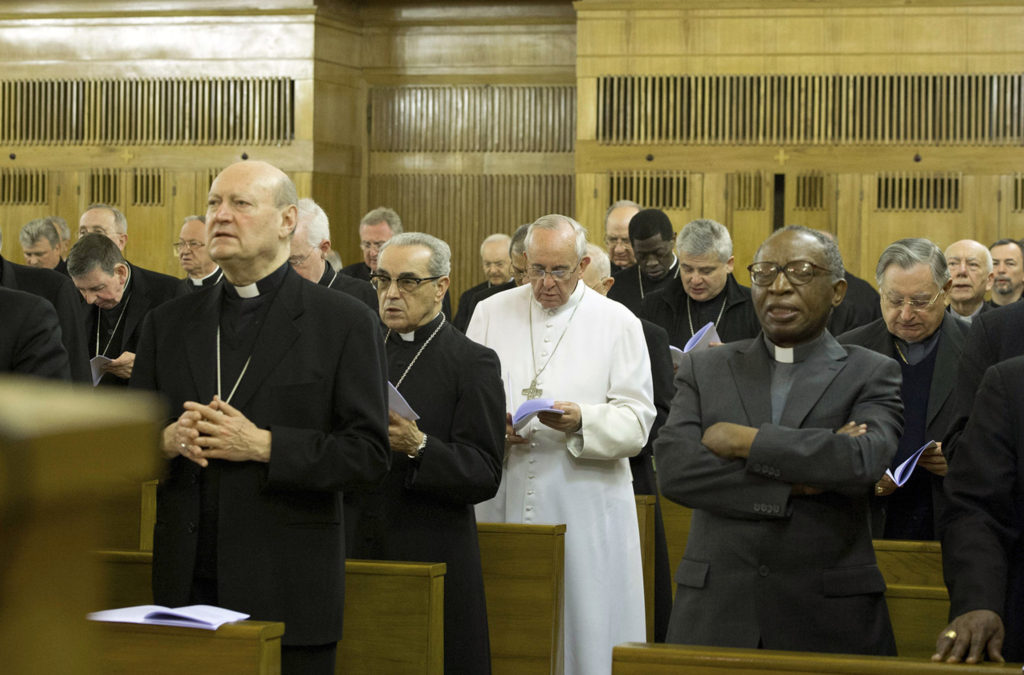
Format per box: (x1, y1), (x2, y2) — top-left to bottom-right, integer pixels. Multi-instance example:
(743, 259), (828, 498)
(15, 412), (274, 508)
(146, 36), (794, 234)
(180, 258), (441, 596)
(162, 395), (271, 466)
(702, 420), (867, 496)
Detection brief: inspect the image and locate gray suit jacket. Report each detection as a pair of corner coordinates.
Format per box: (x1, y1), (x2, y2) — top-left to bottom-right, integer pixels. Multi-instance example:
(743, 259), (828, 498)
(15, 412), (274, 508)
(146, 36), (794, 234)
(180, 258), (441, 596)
(654, 332), (903, 655)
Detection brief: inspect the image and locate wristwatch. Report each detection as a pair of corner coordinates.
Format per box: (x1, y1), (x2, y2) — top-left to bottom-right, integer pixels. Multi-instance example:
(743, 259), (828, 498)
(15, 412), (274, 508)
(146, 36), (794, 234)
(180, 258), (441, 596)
(407, 433), (427, 460)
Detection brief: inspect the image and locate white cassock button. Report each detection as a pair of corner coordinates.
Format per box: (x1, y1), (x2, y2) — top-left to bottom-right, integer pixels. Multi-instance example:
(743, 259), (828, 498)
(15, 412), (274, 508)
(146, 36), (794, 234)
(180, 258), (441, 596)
(528, 474), (535, 479)
(528, 490), (535, 495)
(529, 458), (536, 464)
(531, 443), (537, 447)
(526, 506), (533, 511)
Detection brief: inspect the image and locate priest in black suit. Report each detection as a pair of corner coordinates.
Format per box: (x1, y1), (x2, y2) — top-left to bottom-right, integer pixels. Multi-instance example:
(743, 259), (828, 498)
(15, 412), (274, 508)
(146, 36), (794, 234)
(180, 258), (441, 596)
(640, 218), (759, 348)
(464, 223), (530, 311)
(828, 269), (882, 335)
(131, 160), (390, 675)
(176, 215), (223, 292)
(349, 232), (504, 674)
(608, 208), (679, 315)
(0, 287), (70, 379)
(339, 206), (403, 282)
(290, 198), (377, 311)
(68, 234), (184, 386)
(934, 354), (1024, 664)
(0, 242), (89, 383)
(452, 232), (511, 332)
(838, 238), (966, 540)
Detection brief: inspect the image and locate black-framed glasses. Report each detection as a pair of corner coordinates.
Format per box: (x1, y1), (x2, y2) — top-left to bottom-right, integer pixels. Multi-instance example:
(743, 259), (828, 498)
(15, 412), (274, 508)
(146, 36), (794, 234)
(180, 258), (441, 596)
(605, 236), (630, 247)
(747, 260), (831, 287)
(173, 240), (205, 253)
(370, 273), (442, 293)
(881, 288), (945, 312)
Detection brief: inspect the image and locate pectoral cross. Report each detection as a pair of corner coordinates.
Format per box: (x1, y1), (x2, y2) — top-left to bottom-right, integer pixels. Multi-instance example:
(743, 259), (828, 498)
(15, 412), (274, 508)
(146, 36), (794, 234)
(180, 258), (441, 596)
(521, 380), (543, 400)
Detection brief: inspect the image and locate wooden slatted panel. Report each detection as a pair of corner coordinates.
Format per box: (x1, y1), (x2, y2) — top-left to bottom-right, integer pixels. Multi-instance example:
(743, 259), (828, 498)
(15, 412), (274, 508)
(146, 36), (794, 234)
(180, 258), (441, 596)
(131, 168), (165, 208)
(369, 85), (575, 153)
(731, 172), (764, 211)
(595, 74), (1024, 146)
(0, 169), (48, 205)
(795, 172), (825, 211)
(1014, 174), (1024, 213)
(89, 169), (120, 206)
(0, 78), (293, 145)
(876, 172), (962, 212)
(608, 170), (690, 210)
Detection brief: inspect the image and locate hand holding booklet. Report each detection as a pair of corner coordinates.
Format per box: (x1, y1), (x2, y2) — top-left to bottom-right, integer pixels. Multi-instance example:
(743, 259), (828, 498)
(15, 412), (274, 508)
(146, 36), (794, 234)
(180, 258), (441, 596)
(884, 440), (937, 487)
(512, 398), (564, 432)
(684, 322), (721, 353)
(87, 604), (249, 630)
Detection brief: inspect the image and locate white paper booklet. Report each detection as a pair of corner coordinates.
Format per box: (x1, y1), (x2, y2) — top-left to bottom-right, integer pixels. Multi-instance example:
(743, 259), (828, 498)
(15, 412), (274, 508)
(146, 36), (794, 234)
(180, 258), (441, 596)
(89, 355), (112, 386)
(87, 604), (249, 630)
(884, 440), (937, 487)
(388, 382), (419, 421)
(684, 322), (721, 353)
(512, 398), (564, 432)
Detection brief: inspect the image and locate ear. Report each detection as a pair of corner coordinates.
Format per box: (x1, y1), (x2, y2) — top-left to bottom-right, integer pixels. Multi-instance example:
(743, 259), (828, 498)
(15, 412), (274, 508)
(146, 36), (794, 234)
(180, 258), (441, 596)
(318, 239), (332, 258)
(114, 262), (130, 283)
(831, 278), (848, 307)
(280, 205), (298, 239)
(985, 270), (994, 292)
(578, 255), (591, 273)
(602, 276), (615, 293)
(436, 275), (451, 300)
(725, 255), (735, 274)
(116, 233), (128, 251)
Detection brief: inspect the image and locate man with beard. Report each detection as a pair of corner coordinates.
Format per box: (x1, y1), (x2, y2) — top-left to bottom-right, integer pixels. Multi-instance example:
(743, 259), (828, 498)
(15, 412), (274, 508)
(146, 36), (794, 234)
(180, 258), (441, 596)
(987, 238), (1024, 308)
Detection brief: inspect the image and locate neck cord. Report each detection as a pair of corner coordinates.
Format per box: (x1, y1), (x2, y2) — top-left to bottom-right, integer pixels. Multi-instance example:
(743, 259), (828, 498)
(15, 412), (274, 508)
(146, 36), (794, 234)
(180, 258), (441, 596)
(95, 293), (132, 358)
(386, 314), (446, 390)
(687, 291), (728, 338)
(528, 290), (583, 387)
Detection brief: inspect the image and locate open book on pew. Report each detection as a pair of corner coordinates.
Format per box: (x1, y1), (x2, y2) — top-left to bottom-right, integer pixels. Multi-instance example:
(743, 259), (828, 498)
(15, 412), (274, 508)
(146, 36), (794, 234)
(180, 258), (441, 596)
(512, 398), (564, 432)
(87, 604), (249, 630)
(884, 440), (937, 487)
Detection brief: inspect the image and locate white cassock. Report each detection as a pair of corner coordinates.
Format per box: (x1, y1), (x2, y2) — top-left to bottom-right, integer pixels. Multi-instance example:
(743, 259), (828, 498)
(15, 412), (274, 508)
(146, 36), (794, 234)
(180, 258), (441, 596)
(467, 281), (655, 675)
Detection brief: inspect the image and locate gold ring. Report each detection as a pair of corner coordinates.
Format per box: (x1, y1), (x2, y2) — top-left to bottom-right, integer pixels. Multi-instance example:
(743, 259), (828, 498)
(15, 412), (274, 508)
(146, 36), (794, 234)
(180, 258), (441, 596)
(944, 630), (957, 640)
(875, 486), (883, 495)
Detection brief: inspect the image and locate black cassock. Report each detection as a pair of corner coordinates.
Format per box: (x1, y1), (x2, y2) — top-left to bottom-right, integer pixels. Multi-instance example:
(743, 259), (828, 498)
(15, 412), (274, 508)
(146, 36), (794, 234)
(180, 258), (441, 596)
(347, 312), (505, 674)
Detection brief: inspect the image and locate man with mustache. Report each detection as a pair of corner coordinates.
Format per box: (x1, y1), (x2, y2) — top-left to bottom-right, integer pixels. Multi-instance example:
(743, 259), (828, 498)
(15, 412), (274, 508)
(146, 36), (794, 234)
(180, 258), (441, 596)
(655, 225), (903, 655)
(608, 207), (679, 315)
(987, 238), (1024, 308)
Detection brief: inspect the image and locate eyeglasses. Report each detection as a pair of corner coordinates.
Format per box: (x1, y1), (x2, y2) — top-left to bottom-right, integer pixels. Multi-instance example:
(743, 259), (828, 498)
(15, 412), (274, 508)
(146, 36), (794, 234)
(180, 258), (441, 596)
(882, 288), (945, 312)
(360, 240), (389, 251)
(370, 274), (442, 293)
(747, 261), (831, 287)
(605, 236), (631, 247)
(287, 247), (317, 267)
(173, 240), (205, 253)
(527, 262), (580, 282)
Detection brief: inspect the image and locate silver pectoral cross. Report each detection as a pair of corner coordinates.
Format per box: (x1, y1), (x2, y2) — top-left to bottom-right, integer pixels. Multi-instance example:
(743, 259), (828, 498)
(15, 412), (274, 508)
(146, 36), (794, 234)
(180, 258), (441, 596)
(521, 380), (543, 400)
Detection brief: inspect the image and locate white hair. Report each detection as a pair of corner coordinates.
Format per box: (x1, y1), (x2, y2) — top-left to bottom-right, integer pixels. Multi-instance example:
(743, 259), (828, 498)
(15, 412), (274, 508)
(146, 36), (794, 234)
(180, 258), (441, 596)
(525, 214), (588, 260)
(297, 198), (330, 248)
(480, 233), (511, 257)
(585, 243), (611, 279)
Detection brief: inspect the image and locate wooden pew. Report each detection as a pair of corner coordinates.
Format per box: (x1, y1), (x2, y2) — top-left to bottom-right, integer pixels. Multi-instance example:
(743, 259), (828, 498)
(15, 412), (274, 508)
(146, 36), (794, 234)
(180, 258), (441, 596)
(874, 540), (943, 587)
(635, 495), (656, 642)
(478, 523), (565, 675)
(612, 642), (1022, 674)
(886, 584), (950, 660)
(94, 620), (283, 675)
(97, 551), (446, 675)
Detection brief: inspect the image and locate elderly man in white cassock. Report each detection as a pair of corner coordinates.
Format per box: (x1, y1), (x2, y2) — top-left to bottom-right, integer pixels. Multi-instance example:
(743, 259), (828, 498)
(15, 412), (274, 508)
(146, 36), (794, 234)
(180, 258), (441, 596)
(467, 214), (655, 675)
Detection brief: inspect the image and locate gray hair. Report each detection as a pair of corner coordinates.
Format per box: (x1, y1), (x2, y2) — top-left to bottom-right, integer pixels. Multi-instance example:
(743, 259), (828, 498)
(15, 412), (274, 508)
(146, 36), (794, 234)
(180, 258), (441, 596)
(19, 218), (62, 249)
(67, 233), (126, 278)
(510, 223), (530, 256)
(85, 203), (128, 234)
(360, 206), (403, 234)
(378, 232), (451, 277)
(585, 243), (611, 279)
(480, 233), (511, 257)
(182, 215), (206, 226)
(757, 225), (845, 283)
(297, 198), (330, 247)
(525, 214), (588, 260)
(676, 218), (733, 262)
(875, 238), (950, 289)
(51, 216), (70, 241)
(604, 199), (642, 225)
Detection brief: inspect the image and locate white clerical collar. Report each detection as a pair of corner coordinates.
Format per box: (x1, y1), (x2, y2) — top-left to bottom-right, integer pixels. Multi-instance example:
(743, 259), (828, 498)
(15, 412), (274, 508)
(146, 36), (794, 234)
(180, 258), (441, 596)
(763, 332), (827, 363)
(398, 312), (443, 342)
(191, 267), (222, 286)
(532, 279), (585, 316)
(234, 282), (260, 298)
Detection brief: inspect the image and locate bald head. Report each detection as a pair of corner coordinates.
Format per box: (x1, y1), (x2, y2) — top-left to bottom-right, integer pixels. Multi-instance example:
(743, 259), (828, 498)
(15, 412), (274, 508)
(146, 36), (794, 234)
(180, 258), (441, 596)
(944, 239), (993, 318)
(206, 160), (298, 285)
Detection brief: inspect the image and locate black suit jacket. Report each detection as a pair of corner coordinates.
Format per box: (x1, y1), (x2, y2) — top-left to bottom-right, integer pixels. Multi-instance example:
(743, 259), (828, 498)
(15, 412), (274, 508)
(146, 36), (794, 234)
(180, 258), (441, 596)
(0, 287), (70, 379)
(829, 270), (882, 336)
(609, 261), (679, 316)
(0, 255), (89, 382)
(452, 280), (490, 332)
(87, 263), (185, 386)
(131, 268), (390, 646)
(640, 274), (760, 348)
(321, 265), (377, 312)
(838, 314), (968, 537)
(943, 301), (1024, 461)
(940, 355), (1024, 662)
